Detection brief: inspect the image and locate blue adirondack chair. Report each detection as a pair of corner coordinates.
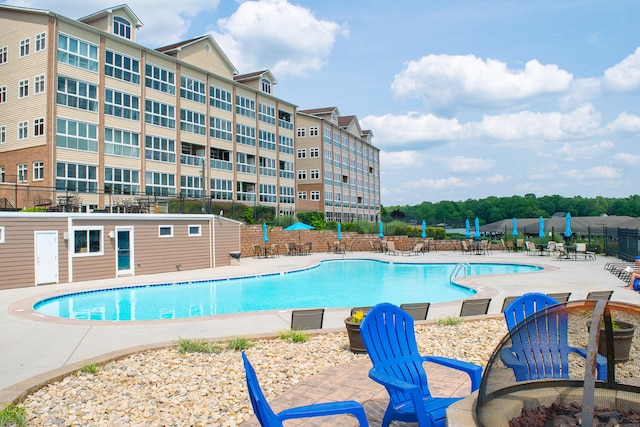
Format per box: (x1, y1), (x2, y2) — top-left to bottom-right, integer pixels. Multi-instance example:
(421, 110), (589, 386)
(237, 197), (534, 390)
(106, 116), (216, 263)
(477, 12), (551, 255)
(500, 292), (607, 381)
(360, 303), (482, 427)
(241, 352), (369, 426)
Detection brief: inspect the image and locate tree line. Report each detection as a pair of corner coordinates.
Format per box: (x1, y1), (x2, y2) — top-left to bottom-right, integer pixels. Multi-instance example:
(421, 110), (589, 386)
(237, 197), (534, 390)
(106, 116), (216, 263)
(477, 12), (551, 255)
(384, 194), (640, 227)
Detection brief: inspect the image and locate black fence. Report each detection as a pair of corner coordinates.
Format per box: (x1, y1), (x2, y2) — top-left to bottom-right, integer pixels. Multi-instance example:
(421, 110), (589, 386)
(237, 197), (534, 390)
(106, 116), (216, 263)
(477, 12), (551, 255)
(605, 227), (640, 262)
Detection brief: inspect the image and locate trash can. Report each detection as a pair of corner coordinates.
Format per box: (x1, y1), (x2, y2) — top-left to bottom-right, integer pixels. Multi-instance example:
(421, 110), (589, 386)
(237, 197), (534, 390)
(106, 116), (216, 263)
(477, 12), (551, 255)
(230, 252), (241, 266)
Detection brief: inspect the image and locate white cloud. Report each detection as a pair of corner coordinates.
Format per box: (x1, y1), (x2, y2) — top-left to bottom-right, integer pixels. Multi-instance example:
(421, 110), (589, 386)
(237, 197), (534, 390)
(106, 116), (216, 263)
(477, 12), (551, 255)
(391, 54), (573, 112)
(211, 0), (347, 75)
(407, 176), (469, 190)
(7, 0), (219, 46)
(553, 140), (613, 161)
(602, 47), (640, 92)
(360, 113), (462, 149)
(559, 78), (601, 109)
(605, 112), (640, 134)
(447, 156), (495, 173)
(380, 150), (425, 169)
(613, 153), (640, 165)
(563, 166), (620, 180)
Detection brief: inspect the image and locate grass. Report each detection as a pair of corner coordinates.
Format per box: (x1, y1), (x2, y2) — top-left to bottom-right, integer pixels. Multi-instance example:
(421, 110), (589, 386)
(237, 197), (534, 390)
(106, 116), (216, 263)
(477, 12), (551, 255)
(436, 315), (464, 326)
(80, 363), (99, 375)
(227, 337), (254, 351)
(279, 329), (309, 343)
(177, 338), (223, 354)
(0, 404), (27, 427)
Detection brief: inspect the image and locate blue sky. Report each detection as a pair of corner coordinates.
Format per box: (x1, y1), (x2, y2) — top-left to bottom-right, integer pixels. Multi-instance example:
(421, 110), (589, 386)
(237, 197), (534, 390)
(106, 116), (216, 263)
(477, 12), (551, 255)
(6, 0), (640, 206)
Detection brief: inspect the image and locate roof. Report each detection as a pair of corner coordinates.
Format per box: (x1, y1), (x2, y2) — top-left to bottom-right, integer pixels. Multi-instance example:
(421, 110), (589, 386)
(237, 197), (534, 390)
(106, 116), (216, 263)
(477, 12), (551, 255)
(481, 215), (635, 236)
(155, 34), (238, 76)
(234, 70), (278, 85)
(299, 107), (339, 116)
(79, 4), (143, 28)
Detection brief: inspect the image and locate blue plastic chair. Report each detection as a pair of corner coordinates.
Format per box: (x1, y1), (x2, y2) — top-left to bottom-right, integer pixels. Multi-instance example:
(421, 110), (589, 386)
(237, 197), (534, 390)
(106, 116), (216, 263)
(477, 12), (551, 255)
(241, 352), (369, 426)
(500, 292), (607, 381)
(360, 303), (482, 427)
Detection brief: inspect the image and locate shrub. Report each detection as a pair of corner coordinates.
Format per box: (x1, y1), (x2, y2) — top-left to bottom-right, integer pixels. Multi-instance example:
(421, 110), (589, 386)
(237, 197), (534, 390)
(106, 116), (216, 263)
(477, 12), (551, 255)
(436, 315), (464, 326)
(279, 330), (309, 343)
(177, 338), (222, 354)
(0, 404), (27, 427)
(227, 337), (254, 351)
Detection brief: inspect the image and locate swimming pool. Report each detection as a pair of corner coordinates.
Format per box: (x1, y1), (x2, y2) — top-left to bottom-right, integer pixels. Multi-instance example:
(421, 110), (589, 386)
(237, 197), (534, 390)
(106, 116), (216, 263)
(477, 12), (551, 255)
(33, 260), (541, 321)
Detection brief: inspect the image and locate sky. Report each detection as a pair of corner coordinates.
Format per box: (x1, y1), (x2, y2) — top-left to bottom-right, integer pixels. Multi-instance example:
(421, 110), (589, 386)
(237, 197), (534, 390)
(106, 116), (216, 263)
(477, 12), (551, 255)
(4, 0), (640, 206)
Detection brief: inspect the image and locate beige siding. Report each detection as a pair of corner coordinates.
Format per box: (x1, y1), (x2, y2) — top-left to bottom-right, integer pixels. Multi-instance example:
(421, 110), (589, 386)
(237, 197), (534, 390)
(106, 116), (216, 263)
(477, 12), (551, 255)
(178, 40), (235, 80)
(213, 217), (241, 267)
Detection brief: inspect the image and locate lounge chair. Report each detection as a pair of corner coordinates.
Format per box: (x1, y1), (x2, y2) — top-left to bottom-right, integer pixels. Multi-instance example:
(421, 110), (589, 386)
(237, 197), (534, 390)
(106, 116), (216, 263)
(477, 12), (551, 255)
(241, 352), (369, 426)
(400, 302), (430, 320)
(575, 242), (595, 260)
(290, 308), (324, 330)
(500, 293), (607, 381)
(399, 243), (423, 256)
(360, 303), (482, 427)
(546, 292), (571, 303)
(500, 296), (520, 312)
(385, 241), (399, 255)
(459, 298), (491, 317)
(586, 290), (613, 301)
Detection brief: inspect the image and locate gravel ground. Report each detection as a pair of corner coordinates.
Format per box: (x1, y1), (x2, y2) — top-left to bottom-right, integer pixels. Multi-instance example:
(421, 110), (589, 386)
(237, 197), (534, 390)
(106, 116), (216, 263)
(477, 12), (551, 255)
(19, 319), (508, 427)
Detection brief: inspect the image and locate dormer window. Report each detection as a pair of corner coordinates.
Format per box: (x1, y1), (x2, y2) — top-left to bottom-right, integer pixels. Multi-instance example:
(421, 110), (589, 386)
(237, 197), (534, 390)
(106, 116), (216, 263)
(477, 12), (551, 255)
(113, 16), (132, 40)
(261, 78), (271, 94)
(331, 112), (338, 124)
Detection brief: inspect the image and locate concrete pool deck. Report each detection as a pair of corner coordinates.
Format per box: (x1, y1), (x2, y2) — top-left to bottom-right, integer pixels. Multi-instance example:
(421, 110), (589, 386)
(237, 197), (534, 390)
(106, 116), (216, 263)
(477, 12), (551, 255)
(1, 250), (638, 405)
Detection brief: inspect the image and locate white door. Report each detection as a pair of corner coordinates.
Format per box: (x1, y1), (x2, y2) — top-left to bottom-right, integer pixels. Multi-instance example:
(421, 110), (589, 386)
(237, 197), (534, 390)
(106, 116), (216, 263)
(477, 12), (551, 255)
(116, 227), (134, 276)
(35, 231), (59, 285)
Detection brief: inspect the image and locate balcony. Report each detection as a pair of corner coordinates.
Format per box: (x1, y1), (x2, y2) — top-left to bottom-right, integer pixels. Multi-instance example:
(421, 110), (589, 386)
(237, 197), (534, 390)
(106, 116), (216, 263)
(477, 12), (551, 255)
(180, 153), (205, 167)
(210, 158), (233, 171)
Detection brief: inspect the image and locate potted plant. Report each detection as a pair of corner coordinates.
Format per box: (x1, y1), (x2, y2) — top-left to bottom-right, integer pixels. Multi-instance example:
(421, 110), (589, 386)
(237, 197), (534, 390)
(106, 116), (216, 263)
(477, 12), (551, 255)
(587, 316), (636, 363)
(345, 310), (367, 354)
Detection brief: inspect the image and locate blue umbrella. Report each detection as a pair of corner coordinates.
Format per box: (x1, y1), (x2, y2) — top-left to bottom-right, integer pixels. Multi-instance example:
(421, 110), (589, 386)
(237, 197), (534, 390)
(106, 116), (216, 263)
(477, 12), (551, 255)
(564, 213), (572, 238)
(421, 220), (427, 239)
(262, 222), (269, 243)
(285, 221), (315, 246)
(465, 219), (470, 238)
(379, 221), (384, 238)
(539, 216), (545, 239)
(474, 218), (481, 239)
(337, 222), (342, 241)
(512, 218), (518, 237)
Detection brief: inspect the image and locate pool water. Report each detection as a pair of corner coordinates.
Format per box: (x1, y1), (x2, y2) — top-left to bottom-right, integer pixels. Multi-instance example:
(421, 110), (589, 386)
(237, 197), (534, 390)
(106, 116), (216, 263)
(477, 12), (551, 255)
(33, 260), (541, 321)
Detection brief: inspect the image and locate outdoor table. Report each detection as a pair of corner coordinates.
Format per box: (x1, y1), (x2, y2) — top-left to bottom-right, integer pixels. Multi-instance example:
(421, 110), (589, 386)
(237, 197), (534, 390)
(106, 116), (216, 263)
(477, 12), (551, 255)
(537, 243), (548, 256)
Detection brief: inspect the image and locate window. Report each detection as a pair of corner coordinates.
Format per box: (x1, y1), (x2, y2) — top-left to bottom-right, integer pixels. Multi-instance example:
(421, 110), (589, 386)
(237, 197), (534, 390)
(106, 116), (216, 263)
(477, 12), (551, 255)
(145, 99), (175, 128)
(145, 171), (175, 196)
(188, 225), (201, 237)
(17, 163), (27, 183)
(113, 16), (132, 39)
(0, 166), (4, 181)
(298, 191), (307, 200)
(33, 161), (44, 181)
(104, 89), (139, 120)
(0, 126), (5, 143)
(297, 170), (307, 180)
(236, 123), (256, 146)
(158, 225), (173, 238)
(259, 156), (276, 177)
(0, 226), (4, 243)
(236, 152), (256, 174)
(309, 126), (319, 136)
(279, 160), (294, 179)
(35, 32), (46, 52)
(56, 76), (98, 112)
(145, 64), (175, 94)
(18, 121), (28, 140)
(104, 166), (140, 195)
(180, 109), (206, 135)
(105, 50), (140, 84)
(180, 76), (206, 104)
(209, 116), (233, 142)
(73, 228), (102, 255)
(261, 78), (271, 94)
(210, 178), (233, 200)
(145, 135), (175, 163)
(310, 147), (319, 158)
(0, 46), (7, 64)
(104, 128), (140, 158)
(259, 183), (276, 203)
(20, 38), (30, 57)
(297, 127), (306, 137)
(34, 118), (44, 136)
(56, 162), (98, 193)
(258, 130), (276, 151)
(57, 34), (99, 72)
(279, 135), (293, 154)
(258, 103), (276, 124)
(311, 191), (320, 201)
(0, 86), (5, 104)
(297, 149), (306, 159)
(310, 169), (320, 179)
(18, 79), (29, 98)
(209, 85), (232, 111)
(34, 74), (45, 94)
(235, 94), (255, 118)
(56, 118), (98, 152)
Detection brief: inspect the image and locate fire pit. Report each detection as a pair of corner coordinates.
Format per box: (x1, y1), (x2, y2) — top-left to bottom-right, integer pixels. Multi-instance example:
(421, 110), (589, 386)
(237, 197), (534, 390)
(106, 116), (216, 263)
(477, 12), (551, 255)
(474, 300), (640, 427)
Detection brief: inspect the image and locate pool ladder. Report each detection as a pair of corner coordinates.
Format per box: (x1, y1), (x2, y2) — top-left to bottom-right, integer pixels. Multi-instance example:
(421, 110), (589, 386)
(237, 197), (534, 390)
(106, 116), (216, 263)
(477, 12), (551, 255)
(450, 263), (471, 282)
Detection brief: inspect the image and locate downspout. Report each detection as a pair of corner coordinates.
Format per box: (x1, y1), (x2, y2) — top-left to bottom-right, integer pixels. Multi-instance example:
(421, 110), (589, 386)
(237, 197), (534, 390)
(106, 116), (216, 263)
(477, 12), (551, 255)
(67, 216), (73, 283)
(210, 215), (214, 268)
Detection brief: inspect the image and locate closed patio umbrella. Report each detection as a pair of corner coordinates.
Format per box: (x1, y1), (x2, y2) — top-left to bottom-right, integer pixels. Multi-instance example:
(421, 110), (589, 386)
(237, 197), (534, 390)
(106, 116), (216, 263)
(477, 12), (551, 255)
(539, 216), (545, 239)
(512, 218), (518, 237)
(379, 221), (384, 238)
(337, 221), (342, 241)
(474, 218), (481, 239)
(262, 222), (269, 243)
(565, 213), (572, 239)
(465, 219), (470, 238)
(421, 220), (426, 239)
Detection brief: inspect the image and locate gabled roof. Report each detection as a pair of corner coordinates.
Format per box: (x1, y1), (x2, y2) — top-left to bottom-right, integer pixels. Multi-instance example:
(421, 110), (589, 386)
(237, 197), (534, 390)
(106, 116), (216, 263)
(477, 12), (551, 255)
(338, 115), (356, 128)
(156, 35), (238, 76)
(79, 4), (143, 28)
(362, 129), (374, 139)
(234, 70), (277, 85)
(299, 107), (340, 116)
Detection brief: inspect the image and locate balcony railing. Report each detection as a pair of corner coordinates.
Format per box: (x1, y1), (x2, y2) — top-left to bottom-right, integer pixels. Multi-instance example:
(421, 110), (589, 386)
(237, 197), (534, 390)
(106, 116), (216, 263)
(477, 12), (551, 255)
(180, 153), (205, 167)
(210, 158), (233, 171)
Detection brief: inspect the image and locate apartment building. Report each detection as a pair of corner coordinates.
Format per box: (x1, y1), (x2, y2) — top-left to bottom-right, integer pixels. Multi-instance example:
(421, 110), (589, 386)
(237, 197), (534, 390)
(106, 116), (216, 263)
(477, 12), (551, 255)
(296, 107), (380, 222)
(0, 4), (297, 215)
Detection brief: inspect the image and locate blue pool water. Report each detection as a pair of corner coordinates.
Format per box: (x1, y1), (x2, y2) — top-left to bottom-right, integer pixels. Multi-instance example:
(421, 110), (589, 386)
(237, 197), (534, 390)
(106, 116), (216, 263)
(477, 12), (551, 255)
(33, 260), (541, 321)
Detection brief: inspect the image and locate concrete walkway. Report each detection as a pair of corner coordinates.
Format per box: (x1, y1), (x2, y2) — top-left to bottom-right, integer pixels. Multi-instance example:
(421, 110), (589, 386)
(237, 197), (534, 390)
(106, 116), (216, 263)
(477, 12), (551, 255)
(1, 250), (637, 406)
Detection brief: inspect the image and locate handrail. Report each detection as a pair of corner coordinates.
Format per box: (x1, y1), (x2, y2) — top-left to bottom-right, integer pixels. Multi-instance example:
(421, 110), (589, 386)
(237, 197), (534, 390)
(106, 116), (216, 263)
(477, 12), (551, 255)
(450, 263), (471, 282)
